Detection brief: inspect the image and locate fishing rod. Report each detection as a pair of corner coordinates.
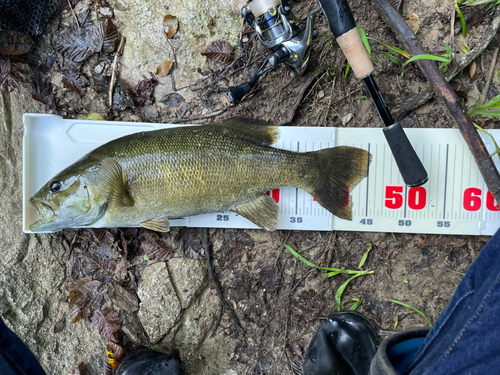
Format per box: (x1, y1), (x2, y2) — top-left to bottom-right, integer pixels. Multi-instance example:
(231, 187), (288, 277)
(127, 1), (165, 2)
(227, 0), (428, 188)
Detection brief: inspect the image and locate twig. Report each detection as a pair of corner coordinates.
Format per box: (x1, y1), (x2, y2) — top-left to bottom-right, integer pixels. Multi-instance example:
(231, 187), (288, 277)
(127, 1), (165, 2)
(319, 88), (362, 105)
(450, 2), (456, 61)
(163, 31), (178, 69)
(67, 0), (80, 28)
(171, 105), (231, 124)
(277, 69), (324, 125)
(171, 72), (176, 92)
(397, 6), (500, 116)
(372, 0), (500, 204)
(203, 229), (243, 333)
(321, 76), (337, 125)
(480, 46), (499, 105)
(109, 36), (125, 107)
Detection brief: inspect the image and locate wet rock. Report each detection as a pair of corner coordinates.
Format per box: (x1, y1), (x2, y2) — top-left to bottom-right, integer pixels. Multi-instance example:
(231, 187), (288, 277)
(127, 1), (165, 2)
(106, 0), (245, 101)
(0, 85), (103, 374)
(166, 258), (208, 309)
(137, 262), (181, 343)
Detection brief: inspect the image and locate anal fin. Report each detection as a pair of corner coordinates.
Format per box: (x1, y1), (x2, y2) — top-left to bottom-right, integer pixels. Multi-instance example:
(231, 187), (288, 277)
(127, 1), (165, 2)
(141, 217), (171, 232)
(233, 194), (279, 231)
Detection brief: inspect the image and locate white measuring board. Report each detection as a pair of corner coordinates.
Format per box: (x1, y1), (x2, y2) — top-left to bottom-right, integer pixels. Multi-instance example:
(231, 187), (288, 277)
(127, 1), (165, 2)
(22, 114), (500, 235)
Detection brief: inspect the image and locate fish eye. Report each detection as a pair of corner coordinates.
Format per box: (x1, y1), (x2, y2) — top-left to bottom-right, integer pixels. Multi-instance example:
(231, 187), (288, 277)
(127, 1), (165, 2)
(50, 181), (62, 193)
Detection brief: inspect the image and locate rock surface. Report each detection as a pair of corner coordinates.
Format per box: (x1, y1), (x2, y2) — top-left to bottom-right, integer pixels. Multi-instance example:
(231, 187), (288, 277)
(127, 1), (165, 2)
(107, 0), (246, 100)
(0, 85), (103, 374)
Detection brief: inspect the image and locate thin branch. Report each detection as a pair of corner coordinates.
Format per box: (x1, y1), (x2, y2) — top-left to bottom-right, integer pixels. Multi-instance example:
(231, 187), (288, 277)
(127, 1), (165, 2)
(67, 0), (80, 28)
(480, 46), (499, 105)
(163, 31), (178, 69)
(203, 229), (242, 333)
(171, 105), (231, 124)
(372, 0), (500, 204)
(109, 37), (125, 107)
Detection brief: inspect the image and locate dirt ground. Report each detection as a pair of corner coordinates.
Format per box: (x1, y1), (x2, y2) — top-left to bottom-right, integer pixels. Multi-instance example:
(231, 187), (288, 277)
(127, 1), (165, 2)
(7, 0), (500, 373)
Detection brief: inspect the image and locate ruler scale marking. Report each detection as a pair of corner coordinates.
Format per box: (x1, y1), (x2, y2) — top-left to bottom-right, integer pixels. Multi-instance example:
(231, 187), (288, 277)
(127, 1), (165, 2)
(443, 144), (449, 219)
(366, 143), (370, 217)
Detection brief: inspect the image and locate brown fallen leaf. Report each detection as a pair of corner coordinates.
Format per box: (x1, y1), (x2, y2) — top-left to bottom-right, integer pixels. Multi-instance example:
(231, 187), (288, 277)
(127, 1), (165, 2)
(141, 239), (175, 261)
(469, 61), (477, 80)
(404, 13), (420, 34)
(0, 55), (30, 92)
(91, 18), (120, 54)
(53, 318), (66, 334)
(93, 307), (121, 342)
(62, 69), (88, 98)
(106, 341), (126, 369)
(418, 236), (466, 248)
(156, 60), (173, 77)
(163, 15), (179, 39)
(66, 276), (106, 323)
(0, 30), (34, 55)
(129, 73), (158, 106)
(69, 362), (85, 375)
(201, 40), (233, 63)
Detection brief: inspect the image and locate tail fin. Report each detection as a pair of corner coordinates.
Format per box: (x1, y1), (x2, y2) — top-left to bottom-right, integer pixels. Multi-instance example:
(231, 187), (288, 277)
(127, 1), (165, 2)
(312, 146), (371, 220)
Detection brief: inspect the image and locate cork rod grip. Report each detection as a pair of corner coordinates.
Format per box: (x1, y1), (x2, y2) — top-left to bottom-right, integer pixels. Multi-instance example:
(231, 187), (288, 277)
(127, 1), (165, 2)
(336, 28), (374, 79)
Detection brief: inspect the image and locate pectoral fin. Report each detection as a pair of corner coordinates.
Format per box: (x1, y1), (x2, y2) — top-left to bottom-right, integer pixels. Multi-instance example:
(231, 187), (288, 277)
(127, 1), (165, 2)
(233, 194), (279, 231)
(141, 217), (171, 232)
(98, 158), (133, 207)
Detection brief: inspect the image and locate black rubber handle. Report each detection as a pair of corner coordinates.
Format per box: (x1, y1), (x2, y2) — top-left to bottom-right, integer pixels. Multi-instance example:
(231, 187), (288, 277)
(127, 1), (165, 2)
(383, 123), (428, 187)
(317, 0), (356, 37)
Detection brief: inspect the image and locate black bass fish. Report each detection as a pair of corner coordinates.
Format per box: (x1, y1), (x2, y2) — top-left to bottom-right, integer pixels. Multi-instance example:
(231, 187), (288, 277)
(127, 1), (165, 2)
(29, 118), (371, 232)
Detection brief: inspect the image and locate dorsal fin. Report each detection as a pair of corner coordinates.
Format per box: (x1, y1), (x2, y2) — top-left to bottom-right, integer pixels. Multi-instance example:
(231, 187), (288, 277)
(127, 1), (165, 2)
(214, 117), (279, 145)
(97, 158), (134, 207)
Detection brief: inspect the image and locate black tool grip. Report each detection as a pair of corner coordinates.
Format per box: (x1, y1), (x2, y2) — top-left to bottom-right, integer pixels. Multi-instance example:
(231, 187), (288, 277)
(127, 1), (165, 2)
(383, 123), (428, 187)
(317, 0), (356, 37)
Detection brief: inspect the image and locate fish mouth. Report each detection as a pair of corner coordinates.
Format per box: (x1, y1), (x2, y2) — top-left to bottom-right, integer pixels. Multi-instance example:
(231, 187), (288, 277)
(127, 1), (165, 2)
(29, 198), (57, 230)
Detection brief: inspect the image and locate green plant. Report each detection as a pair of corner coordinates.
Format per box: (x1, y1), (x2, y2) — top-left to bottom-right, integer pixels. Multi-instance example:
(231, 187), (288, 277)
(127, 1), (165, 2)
(468, 94), (500, 118)
(349, 298), (362, 311)
(358, 243), (372, 269)
(284, 244), (374, 311)
(387, 299), (433, 326)
(401, 46), (453, 77)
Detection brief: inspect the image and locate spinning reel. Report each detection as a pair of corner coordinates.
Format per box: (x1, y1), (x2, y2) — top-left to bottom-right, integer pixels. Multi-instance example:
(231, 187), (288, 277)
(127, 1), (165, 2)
(226, 0), (321, 105)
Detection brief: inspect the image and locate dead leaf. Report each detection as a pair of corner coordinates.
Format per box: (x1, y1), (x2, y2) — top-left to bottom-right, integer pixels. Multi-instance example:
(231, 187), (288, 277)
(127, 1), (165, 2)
(201, 40), (233, 63)
(156, 60), (173, 77)
(95, 75), (135, 110)
(92, 228), (118, 246)
(418, 236), (466, 248)
(106, 341), (126, 368)
(159, 92), (185, 107)
(93, 307), (121, 342)
(0, 30), (34, 55)
(53, 318), (66, 334)
(0, 55), (30, 92)
(140, 239), (175, 261)
(285, 344), (304, 375)
(91, 19), (120, 54)
(62, 70), (88, 98)
(469, 61), (477, 80)
(32, 77), (54, 107)
(130, 73), (158, 106)
(404, 13), (420, 34)
(163, 15), (179, 39)
(69, 362), (85, 375)
(66, 277), (107, 323)
(103, 354), (114, 375)
(55, 11), (94, 63)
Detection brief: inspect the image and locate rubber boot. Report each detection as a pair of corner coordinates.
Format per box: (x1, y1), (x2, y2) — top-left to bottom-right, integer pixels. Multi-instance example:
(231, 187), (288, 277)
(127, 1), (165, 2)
(369, 327), (430, 375)
(303, 312), (379, 375)
(115, 348), (182, 375)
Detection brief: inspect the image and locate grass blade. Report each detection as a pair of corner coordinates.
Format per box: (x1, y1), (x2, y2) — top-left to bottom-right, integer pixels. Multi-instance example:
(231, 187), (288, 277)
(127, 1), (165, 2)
(358, 27), (371, 54)
(358, 243), (372, 269)
(472, 123), (500, 160)
(478, 94), (500, 110)
(336, 274), (362, 311)
(345, 62), (350, 78)
(467, 109), (500, 118)
(367, 37), (410, 58)
(349, 298), (362, 311)
(455, 0), (468, 36)
(284, 244), (335, 271)
(402, 54), (452, 70)
(387, 299), (432, 326)
(373, 50), (403, 65)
